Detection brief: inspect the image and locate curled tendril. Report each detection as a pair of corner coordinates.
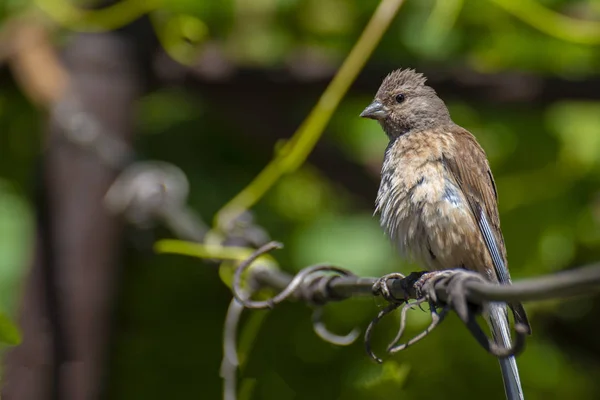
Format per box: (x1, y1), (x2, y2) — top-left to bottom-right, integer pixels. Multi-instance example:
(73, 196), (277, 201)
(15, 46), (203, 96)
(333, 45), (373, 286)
(221, 295), (245, 400)
(491, 323), (528, 359)
(232, 241), (283, 309)
(232, 241), (356, 310)
(461, 313), (528, 359)
(413, 269), (527, 358)
(363, 297), (449, 362)
(312, 308), (360, 346)
(388, 301), (450, 354)
(367, 269), (529, 360)
(300, 271), (355, 305)
(235, 246), (530, 361)
(364, 303), (401, 364)
(387, 298), (427, 350)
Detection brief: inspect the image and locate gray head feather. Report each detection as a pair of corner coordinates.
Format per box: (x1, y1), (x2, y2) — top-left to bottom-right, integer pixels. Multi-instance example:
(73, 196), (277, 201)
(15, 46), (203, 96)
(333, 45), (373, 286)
(362, 68), (453, 139)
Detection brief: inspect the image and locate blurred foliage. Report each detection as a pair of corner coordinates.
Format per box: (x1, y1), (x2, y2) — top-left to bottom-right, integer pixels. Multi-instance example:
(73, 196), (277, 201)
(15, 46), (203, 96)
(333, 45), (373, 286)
(213, 0), (403, 231)
(0, 182), (28, 345)
(1, 0), (600, 399)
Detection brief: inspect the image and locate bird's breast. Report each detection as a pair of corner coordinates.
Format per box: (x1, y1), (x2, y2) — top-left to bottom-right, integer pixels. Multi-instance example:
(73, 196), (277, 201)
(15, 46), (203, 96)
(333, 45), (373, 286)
(376, 138), (480, 271)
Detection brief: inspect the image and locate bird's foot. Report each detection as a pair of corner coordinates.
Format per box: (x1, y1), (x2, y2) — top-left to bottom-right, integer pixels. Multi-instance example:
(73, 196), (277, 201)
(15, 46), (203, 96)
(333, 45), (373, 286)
(372, 273), (406, 303)
(412, 270), (455, 304)
(442, 269), (485, 322)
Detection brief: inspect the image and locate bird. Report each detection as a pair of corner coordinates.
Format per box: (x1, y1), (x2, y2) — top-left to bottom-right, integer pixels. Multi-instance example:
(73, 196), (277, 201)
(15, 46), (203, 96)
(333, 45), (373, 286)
(360, 68), (531, 400)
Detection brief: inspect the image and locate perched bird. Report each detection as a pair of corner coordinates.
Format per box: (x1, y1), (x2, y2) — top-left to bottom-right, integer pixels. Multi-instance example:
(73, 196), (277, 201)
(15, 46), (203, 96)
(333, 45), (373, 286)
(360, 69), (531, 400)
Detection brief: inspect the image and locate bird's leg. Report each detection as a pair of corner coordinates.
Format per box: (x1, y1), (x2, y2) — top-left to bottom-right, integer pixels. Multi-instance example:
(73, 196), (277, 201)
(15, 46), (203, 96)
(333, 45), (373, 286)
(400, 271), (428, 296)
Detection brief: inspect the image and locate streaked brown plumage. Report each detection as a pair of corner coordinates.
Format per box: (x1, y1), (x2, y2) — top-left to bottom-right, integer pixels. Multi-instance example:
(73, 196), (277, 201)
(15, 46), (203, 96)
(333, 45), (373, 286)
(377, 126), (497, 277)
(361, 69), (530, 400)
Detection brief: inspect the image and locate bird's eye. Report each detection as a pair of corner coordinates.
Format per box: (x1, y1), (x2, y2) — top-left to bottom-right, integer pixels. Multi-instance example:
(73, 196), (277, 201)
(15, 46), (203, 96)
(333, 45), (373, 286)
(395, 94), (405, 103)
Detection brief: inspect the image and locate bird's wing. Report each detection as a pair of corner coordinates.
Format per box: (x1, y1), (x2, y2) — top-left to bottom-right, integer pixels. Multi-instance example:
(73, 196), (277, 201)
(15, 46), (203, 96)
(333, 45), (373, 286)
(442, 127), (507, 280)
(443, 126), (531, 333)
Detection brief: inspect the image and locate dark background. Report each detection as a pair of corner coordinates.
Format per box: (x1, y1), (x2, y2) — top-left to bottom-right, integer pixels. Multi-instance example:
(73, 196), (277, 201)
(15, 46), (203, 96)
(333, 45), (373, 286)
(1, 0), (600, 399)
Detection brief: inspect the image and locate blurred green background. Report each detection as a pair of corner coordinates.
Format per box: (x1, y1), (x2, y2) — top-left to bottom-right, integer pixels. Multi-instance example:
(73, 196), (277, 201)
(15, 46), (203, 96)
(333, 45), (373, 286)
(1, 0), (600, 399)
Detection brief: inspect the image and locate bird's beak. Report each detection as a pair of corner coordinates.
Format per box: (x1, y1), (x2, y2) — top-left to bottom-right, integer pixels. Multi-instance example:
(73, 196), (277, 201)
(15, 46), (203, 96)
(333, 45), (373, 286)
(360, 100), (387, 120)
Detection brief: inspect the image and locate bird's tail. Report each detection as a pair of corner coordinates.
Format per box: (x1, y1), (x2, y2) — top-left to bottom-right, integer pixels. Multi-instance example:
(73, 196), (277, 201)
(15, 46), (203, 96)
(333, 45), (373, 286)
(487, 302), (524, 400)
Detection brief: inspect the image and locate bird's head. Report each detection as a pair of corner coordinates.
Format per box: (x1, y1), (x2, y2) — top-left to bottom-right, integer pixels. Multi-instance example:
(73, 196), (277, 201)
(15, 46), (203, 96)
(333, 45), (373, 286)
(360, 69), (451, 139)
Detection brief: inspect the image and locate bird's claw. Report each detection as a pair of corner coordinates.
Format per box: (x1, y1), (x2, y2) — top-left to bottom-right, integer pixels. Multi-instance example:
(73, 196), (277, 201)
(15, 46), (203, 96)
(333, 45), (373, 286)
(413, 270), (454, 304)
(444, 270), (485, 323)
(372, 273), (406, 303)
